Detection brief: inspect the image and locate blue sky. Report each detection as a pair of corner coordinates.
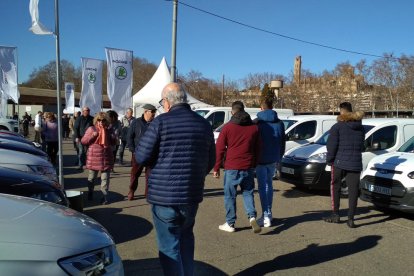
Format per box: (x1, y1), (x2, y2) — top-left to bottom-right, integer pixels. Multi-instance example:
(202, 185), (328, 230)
(1, 0), (413, 85)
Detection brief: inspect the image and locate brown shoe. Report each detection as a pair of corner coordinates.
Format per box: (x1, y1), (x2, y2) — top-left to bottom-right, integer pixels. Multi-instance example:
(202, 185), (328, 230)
(127, 190), (134, 201)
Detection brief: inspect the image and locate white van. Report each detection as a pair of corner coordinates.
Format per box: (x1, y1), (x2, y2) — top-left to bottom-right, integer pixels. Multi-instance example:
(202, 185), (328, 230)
(283, 115), (338, 152)
(195, 107), (294, 130)
(280, 118), (414, 192)
(0, 117), (19, 133)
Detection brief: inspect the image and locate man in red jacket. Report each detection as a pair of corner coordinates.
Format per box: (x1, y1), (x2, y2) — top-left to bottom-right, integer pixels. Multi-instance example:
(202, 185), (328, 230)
(213, 101), (261, 233)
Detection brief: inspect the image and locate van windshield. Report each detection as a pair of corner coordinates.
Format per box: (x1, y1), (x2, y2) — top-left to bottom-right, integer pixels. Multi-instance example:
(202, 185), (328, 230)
(283, 120), (297, 130)
(195, 110), (209, 117)
(315, 124), (375, 146)
(398, 136), (414, 153)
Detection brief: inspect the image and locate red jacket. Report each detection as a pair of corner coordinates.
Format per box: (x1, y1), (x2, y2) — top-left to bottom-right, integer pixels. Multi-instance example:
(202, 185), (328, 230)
(214, 111), (261, 171)
(81, 126), (116, 171)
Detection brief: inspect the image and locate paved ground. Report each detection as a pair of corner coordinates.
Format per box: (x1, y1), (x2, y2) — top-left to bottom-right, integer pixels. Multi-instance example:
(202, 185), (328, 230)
(58, 138), (414, 276)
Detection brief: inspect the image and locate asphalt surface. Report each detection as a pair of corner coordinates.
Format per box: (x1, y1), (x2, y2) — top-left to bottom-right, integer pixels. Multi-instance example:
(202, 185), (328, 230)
(58, 139), (414, 276)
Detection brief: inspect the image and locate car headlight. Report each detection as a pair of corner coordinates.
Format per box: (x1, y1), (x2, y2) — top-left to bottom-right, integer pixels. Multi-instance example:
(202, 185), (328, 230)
(408, 172), (414, 179)
(307, 152), (327, 163)
(59, 245), (115, 275)
(28, 165), (57, 181)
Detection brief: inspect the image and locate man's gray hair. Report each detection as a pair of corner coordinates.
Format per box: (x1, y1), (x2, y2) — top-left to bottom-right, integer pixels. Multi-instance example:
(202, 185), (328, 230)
(164, 84), (188, 106)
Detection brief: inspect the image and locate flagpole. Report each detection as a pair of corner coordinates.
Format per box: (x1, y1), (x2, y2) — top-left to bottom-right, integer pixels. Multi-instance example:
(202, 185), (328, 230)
(54, 0), (64, 188)
(170, 0), (178, 82)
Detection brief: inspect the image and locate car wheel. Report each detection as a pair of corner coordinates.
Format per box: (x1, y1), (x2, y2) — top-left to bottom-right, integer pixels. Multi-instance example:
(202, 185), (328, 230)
(0, 126), (9, 130)
(340, 177), (348, 198)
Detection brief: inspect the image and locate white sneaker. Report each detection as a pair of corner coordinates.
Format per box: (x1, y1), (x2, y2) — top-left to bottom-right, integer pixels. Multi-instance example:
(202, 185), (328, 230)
(264, 217), (272, 228)
(249, 217), (261, 233)
(219, 222), (235, 233)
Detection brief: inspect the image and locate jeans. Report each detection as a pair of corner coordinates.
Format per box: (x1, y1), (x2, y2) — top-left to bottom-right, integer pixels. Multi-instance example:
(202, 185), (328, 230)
(152, 204), (199, 276)
(78, 143), (87, 167)
(224, 169), (257, 225)
(256, 163), (276, 219)
(88, 169), (110, 196)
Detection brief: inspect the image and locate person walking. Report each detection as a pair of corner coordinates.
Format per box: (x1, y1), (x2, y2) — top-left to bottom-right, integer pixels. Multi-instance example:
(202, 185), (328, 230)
(255, 98), (286, 227)
(118, 108), (135, 165)
(214, 101), (262, 234)
(22, 112), (30, 137)
(106, 110), (121, 173)
(62, 114), (70, 139)
(136, 83), (215, 276)
(42, 112), (59, 165)
(73, 107), (94, 171)
(81, 112), (116, 204)
(323, 102), (365, 228)
(34, 111), (43, 143)
(69, 111), (81, 160)
(126, 103), (156, 200)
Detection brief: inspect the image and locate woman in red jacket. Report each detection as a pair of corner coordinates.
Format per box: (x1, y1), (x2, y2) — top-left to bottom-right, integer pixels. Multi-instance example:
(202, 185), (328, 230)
(81, 112), (116, 204)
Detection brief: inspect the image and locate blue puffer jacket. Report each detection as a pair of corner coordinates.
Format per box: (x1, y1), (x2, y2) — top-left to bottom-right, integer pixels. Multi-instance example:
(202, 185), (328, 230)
(136, 103), (216, 205)
(326, 111), (365, 171)
(256, 110), (286, 164)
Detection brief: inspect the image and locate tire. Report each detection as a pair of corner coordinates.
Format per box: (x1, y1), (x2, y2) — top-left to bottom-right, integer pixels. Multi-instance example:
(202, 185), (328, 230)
(0, 126), (9, 131)
(340, 177), (348, 198)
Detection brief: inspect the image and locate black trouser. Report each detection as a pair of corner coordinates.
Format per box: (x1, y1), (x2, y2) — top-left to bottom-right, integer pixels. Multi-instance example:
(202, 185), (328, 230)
(330, 166), (360, 219)
(47, 141), (59, 165)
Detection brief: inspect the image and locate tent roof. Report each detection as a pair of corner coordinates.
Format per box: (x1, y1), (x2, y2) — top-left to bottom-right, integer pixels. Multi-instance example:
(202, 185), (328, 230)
(132, 57), (212, 111)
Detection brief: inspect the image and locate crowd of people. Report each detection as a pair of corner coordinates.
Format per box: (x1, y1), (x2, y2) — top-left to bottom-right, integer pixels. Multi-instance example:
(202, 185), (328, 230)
(19, 82), (364, 275)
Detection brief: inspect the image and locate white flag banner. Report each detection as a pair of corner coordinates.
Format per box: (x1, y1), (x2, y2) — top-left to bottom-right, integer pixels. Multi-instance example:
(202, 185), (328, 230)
(80, 58), (103, 116)
(29, 0), (53, 35)
(64, 82), (75, 114)
(0, 91), (7, 118)
(0, 46), (19, 103)
(105, 47), (133, 115)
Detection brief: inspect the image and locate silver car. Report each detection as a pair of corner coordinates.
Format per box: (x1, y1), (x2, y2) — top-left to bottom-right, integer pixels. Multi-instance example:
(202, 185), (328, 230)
(0, 193), (124, 275)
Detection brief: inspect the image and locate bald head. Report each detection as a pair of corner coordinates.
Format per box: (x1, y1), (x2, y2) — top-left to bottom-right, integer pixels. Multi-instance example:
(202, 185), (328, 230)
(161, 82), (188, 112)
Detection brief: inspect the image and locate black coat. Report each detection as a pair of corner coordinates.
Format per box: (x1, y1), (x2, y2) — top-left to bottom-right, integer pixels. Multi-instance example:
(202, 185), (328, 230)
(73, 115), (94, 139)
(127, 116), (150, 153)
(326, 111), (365, 172)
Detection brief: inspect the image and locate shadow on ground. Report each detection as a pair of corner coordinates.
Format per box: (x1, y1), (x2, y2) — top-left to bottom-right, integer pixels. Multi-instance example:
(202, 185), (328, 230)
(264, 206), (394, 235)
(282, 186), (330, 198)
(85, 207), (153, 244)
(234, 235), (382, 275)
(122, 258), (226, 276)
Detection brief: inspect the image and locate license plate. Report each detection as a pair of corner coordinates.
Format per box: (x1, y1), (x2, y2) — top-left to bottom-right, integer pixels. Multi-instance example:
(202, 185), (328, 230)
(281, 166), (294, 175)
(367, 184), (392, 196)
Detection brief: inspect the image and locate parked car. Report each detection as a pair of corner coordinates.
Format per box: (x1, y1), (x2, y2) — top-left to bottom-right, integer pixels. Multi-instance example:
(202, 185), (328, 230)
(282, 115), (338, 153)
(360, 135), (414, 213)
(0, 129), (23, 137)
(0, 117), (19, 132)
(280, 118), (414, 194)
(0, 132), (41, 149)
(195, 107), (294, 130)
(0, 166), (66, 206)
(0, 137), (48, 159)
(0, 148), (57, 181)
(0, 193), (124, 275)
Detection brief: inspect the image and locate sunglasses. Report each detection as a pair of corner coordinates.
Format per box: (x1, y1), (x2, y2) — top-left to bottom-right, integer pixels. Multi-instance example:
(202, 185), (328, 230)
(159, 98), (167, 106)
(146, 110), (156, 114)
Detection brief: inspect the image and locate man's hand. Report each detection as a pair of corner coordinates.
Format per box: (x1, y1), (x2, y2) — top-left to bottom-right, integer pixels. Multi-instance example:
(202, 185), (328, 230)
(92, 131), (98, 137)
(213, 171), (220, 179)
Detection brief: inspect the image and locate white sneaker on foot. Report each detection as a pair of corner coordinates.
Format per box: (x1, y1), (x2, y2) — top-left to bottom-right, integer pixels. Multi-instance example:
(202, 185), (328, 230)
(219, 222), (235, 233)
(249, 217), (261, 233)
(264, 217), (272, 227)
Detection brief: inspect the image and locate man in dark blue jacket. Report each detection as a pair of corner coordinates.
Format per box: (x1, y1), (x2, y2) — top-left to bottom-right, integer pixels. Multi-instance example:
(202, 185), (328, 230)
(136, 82), (215, 276)
(126, 103), (156, 200)
(324, 102), (365, 228)
(255, 98), (285, 227)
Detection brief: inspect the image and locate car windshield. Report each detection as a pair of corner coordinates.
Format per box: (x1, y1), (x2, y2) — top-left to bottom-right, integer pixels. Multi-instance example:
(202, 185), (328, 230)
(314, 124), (376, 146)
(195, 110), (209, 117)
(398, 136), (414, 153)
(283, 120), (297, 130)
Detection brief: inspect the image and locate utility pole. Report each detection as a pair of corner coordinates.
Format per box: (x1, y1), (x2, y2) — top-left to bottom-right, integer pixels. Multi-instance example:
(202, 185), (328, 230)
(170, 0), (178, 82)
(221, 74), (224, 106)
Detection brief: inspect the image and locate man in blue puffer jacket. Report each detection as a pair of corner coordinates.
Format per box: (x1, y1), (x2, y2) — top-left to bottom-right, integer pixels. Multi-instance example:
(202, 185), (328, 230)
(255, 98), (286, 227)
(324, 102), (364, 228)
(136, 82), (215, 276)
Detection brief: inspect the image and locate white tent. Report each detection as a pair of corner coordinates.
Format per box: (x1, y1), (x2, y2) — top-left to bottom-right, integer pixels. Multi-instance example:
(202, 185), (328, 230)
(132, 57), (212, 116)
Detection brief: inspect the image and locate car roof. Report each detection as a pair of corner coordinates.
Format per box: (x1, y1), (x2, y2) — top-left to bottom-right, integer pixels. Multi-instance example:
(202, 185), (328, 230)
(0, 148), (50, 166)
(284, 115), (338, 120)
(362, 118), (414, 127)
